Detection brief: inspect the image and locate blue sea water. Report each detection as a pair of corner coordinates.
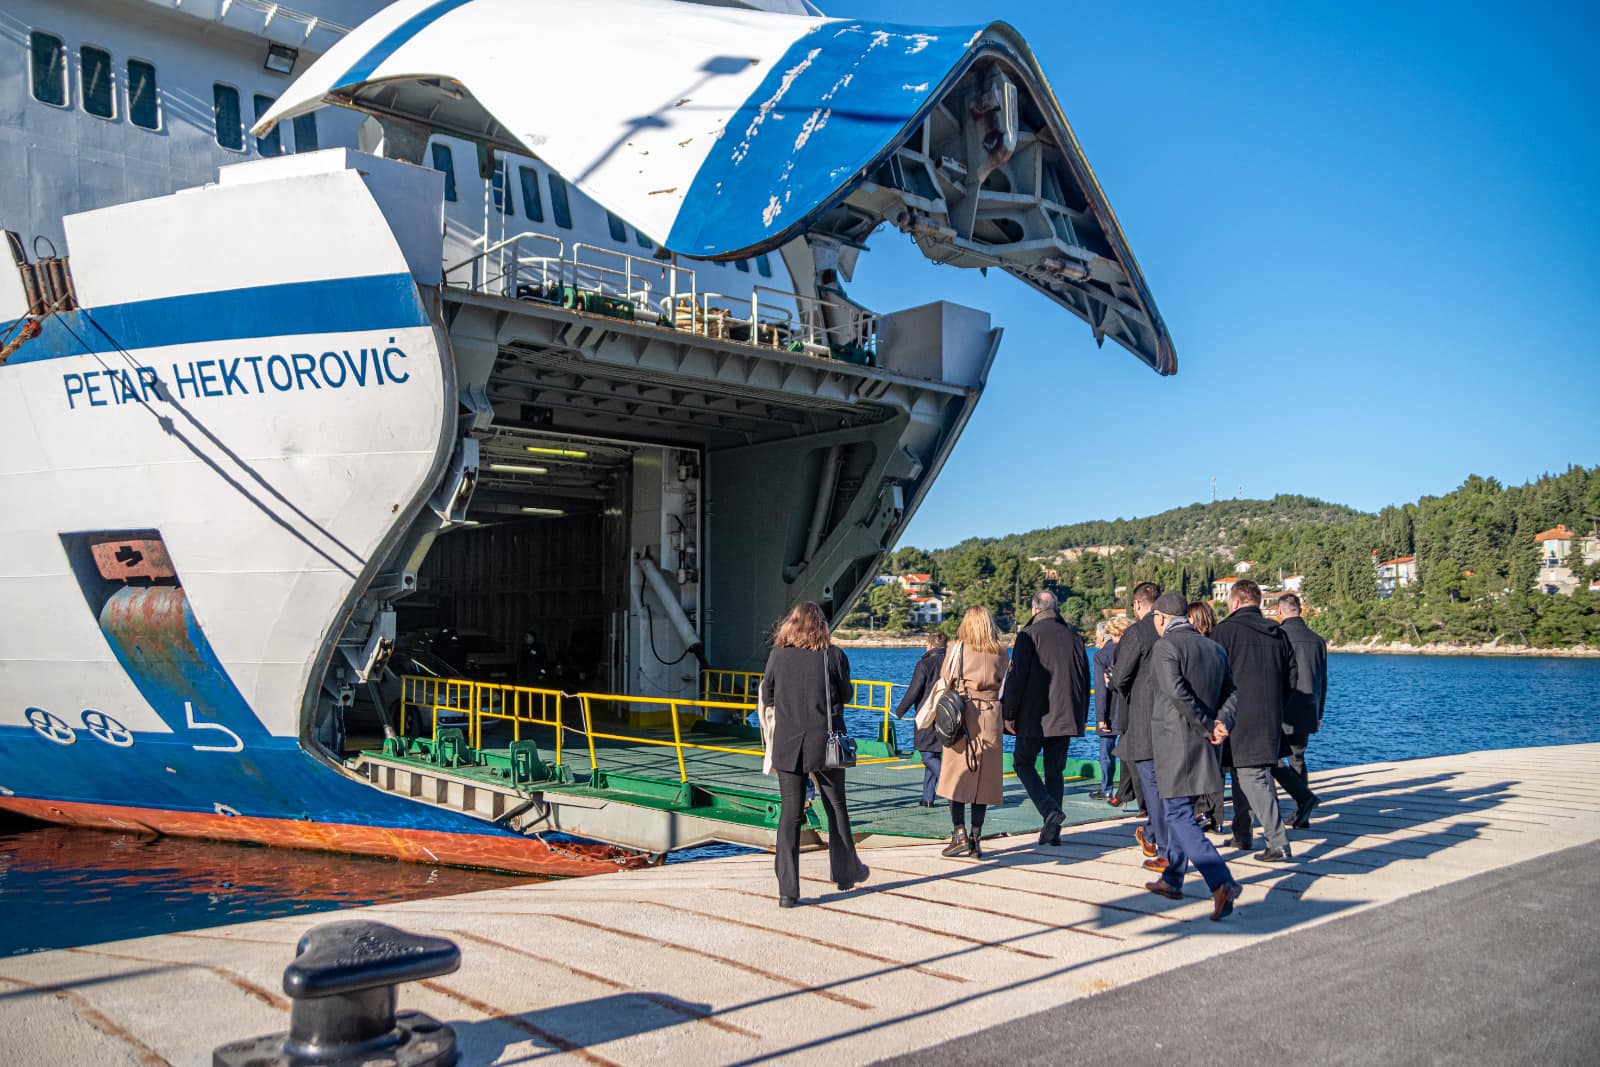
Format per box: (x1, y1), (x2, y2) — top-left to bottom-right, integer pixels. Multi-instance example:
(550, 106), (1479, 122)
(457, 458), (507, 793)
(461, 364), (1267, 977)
(3, 652), (1597, 955)
(842, 648), (1600, 771)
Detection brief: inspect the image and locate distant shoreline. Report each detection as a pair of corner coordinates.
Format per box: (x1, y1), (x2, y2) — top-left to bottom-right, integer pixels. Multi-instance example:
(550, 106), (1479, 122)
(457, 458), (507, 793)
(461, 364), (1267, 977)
(834, 632), (1599, 657)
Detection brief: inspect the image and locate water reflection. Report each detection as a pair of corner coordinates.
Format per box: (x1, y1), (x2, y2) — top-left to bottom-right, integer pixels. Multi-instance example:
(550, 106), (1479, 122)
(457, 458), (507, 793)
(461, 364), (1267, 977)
(0, 816), (537, 957)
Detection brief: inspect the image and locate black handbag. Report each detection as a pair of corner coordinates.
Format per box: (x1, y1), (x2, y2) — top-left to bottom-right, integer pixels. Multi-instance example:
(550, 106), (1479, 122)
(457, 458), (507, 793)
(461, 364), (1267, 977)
(822, 647), (857, 769)
(932, 643), (968, 749)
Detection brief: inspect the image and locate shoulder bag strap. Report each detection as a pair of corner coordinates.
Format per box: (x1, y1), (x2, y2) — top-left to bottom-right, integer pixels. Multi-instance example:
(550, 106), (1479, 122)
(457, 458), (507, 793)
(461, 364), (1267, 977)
(821, 647), (839, 732)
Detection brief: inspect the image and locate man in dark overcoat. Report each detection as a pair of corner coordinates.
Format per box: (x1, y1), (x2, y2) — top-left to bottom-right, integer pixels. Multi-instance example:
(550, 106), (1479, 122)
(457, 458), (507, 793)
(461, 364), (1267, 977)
(1212, 579), (1296, 861)
(1112, 582), (1167, 866)
(893, 631), (948, 806)
(1144, 592), (1243, 920)
(1003, 590), (1090, 845)
(1277, 593), (1325, 827)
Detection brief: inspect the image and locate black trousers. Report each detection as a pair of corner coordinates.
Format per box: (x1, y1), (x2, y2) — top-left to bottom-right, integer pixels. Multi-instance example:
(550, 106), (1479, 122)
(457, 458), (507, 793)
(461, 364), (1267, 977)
(1115, 743), (1141, 807)
(1275, 732), (1316, 804)
(1012, 734), (1071, 819)
(775, 768), (859, 900)
(1272, 736), (1316, 807)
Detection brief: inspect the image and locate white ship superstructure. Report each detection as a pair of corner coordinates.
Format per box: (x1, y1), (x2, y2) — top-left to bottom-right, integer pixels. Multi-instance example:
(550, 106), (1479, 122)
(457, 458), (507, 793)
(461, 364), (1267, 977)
(0, 0), (1174, 870)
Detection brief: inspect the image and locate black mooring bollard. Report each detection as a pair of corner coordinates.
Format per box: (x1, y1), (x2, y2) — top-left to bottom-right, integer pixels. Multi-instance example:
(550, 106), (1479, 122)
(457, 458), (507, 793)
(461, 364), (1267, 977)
(214, 920), (461, 1067)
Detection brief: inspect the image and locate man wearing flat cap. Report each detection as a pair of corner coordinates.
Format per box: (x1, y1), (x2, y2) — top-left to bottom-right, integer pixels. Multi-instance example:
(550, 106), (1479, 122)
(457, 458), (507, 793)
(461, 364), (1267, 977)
(1144, 591), (1243, 920)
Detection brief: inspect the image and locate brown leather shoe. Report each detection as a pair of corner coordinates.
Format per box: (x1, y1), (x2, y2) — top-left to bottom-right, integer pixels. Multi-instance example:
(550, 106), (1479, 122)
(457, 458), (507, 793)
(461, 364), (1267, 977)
(1144, 879), (1182, 900)
(1135, 826), (1157, 858)
(1210, 881), (1242, 921)
(1142, 857), (1169, 872)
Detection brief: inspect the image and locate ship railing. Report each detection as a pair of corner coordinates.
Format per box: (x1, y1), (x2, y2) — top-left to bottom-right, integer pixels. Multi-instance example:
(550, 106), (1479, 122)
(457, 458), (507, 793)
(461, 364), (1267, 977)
(439, 230), (879, 364)
(672, 291), (795, 349)
(396, 674), (902, 785)
(754, 285), (878, 358)
(443, 231), (567, 298)
(570, 243), (696, 323)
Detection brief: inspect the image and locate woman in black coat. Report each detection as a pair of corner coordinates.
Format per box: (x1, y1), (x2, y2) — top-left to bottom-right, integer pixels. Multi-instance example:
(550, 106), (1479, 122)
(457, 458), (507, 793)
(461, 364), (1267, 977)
(759, 602), (869, 908)
(893, 632), (947, 806)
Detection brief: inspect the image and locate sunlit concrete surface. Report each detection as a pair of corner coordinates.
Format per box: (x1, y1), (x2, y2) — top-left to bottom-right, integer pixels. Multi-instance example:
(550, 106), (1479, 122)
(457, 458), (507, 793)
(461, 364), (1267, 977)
(3, 744), (1597, 1066)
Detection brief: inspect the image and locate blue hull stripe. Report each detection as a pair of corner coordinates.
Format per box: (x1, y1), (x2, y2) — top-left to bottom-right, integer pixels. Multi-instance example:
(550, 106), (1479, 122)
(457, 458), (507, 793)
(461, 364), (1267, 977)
(3, 272), (428, 365)
(338, 0), (478, 87)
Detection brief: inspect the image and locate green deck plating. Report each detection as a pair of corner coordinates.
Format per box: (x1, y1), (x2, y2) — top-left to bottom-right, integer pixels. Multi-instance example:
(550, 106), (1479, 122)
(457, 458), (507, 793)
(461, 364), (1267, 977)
(367, 720), (1123, 845)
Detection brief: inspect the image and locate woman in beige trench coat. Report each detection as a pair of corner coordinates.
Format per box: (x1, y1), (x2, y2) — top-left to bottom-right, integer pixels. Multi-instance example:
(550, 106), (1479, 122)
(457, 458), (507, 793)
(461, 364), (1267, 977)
(937, 606), (1010, 858)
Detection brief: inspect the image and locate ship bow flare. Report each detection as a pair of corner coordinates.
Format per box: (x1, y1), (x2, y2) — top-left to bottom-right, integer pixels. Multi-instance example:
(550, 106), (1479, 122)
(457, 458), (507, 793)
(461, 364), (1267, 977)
(256, 0), (1174, 373)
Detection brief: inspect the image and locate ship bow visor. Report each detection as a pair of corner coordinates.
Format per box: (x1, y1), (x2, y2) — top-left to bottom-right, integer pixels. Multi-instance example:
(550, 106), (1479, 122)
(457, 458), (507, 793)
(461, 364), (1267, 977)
(256, 0), (1174, 373)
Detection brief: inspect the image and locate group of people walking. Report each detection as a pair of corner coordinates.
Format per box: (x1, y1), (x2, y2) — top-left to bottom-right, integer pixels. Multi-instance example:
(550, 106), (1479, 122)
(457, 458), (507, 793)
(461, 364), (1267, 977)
(757, 578), (1328, 923)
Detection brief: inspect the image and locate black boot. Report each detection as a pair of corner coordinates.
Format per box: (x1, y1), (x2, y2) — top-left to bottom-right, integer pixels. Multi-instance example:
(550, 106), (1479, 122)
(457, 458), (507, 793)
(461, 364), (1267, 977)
(969, 829), (984, 859)
(941, 827), (969, 858)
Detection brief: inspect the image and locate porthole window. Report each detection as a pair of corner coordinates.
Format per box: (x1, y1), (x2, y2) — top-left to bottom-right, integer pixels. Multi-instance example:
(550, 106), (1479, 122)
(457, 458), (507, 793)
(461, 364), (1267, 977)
(430, 143), (458, 202)
(126, 59), (159, 130)
(30, 32), (66, 107)
(253, 95), (282, 157)
(292, 113), (319, 152)
(518, 166), (544, 223)
(547, 173), (573, 230)
(80, 46), (115, 119)
(212, 83), (244, 150)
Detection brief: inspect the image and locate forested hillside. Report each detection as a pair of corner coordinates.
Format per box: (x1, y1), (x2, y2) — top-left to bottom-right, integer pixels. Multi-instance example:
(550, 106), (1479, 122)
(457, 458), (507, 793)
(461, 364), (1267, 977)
(859, 466), (1600, 648)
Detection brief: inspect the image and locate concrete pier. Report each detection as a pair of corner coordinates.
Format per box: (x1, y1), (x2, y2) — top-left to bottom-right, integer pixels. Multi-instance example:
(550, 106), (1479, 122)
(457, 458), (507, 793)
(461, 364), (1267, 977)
(3, 743), (1597, 1066)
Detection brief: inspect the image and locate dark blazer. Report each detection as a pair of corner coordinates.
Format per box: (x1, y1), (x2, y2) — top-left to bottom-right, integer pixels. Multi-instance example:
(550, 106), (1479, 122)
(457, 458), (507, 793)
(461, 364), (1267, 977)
(1093, 639), (1121, 733)
(892, 646), (947, 752)
(1002, 612), (1090, 738)
(1150, 619), (1237, 798)
(1280, 617), (1327, 735)
(1111, 613), (1160, 761)
(1212, 606), (1297, 768)
(760, 644), (851, 774)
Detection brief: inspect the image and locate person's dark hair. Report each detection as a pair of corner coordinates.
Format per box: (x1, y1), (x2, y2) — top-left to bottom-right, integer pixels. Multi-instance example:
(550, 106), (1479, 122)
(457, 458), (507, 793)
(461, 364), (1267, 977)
(1187, 600), (1217, 636)
(773, 601), (832, 651)
(1231, 578), (1263, 606)
(925, 631), (949, 650)
(1278, 592), (1302, 616)
(1132, 581), (1162, 610)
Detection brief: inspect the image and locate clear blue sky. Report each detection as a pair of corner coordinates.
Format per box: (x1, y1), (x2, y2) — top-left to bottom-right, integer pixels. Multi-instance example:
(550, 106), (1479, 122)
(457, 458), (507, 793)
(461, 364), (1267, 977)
(827, 0), (1600, 549)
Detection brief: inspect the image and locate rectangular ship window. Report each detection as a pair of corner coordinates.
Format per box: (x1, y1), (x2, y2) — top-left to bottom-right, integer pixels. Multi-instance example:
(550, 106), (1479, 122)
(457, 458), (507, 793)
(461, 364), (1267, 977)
(635, 228), (654, 250)
(80, 46), (115, 119)
(605, 210), (628, 243)
(431, 143), (457, 201)
(547, 173), (573, 229)
(292, 113), (319, 152)
(30, 32), (66, 106)
(213, 83), (243, 150)
(734, 259), (750, 273)
(126, 59), (159, 130)
(518, 166), (544, 222)
(756, 254), (773, 278)
(253, 94), (282, 157)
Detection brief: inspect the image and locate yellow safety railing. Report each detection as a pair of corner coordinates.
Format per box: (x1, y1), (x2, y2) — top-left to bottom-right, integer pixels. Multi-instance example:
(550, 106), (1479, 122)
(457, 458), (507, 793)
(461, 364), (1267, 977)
(702, 669), (900, 745)
(700, 668), (762, 704)
(399, 674), (904, 785)
(570, 692), (769, 783)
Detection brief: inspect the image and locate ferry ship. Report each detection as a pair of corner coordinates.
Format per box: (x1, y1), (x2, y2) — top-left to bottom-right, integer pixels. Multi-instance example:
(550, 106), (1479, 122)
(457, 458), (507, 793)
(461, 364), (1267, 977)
(0, 0), (1174, 872)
